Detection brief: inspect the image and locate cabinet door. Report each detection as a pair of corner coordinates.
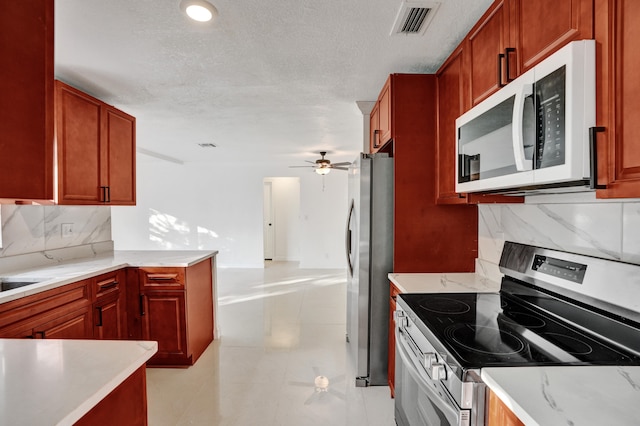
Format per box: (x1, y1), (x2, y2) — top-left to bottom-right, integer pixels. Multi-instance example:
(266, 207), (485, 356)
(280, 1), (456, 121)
(437, 46), (469, 204)
(512, 0), (593, 73)
(56, 81), (103, 204)
(104, 106), (136, 205)
(94, 294), (124, 340)
(378, 78), (392, 146)
(0, 0), (54, 201)
(595, 0), (640, 198)
(467, 0), (511, 106)
(369, 102), (381, 153)
(34, 306), (93, 339)
(141, 291), (189, 365)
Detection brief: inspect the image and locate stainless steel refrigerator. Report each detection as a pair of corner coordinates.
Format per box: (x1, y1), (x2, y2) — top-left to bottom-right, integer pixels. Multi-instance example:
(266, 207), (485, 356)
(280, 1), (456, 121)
(346, 153), (394, 387)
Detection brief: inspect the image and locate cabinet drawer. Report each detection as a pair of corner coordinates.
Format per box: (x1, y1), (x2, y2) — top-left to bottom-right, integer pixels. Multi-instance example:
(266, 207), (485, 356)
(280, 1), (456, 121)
(0, 279), (91, 330)
(94, 270), (122, 300)
(139, 267), (185, 290)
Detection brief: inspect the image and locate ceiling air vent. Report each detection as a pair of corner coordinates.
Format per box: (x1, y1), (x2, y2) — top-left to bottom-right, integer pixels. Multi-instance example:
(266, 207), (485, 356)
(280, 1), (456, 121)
(391, 1), (440, 36)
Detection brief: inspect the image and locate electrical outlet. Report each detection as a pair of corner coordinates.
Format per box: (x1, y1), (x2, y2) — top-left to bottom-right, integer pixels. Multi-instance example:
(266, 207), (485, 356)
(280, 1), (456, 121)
(61, 223), (74, 238)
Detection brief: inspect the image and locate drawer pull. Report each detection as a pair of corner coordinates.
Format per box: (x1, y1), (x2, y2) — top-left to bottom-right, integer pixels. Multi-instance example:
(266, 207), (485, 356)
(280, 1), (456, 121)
(98, 280), (119, 290)
(147, 274), (178, 281)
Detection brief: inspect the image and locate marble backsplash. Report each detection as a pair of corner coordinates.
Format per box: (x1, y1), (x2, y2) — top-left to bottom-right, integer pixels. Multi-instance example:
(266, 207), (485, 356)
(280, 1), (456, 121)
(477, 201), (640, 282)
(0, 205), (113, 274)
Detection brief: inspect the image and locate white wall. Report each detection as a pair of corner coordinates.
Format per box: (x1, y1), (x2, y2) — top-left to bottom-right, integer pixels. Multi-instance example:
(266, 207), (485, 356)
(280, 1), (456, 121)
(112, 157), (349, 268)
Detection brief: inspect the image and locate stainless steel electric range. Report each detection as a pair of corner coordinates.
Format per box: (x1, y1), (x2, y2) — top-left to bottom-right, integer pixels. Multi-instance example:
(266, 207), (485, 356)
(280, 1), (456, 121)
(394, 242), (640, 426)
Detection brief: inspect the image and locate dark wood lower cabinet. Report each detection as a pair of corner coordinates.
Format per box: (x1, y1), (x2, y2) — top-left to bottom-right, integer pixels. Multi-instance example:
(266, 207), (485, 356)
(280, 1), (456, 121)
(74, 365), (148, 426)
(141, 291), (190, 365)
(34, 306), (93, 339)
(0, 279), (93, 339)
(94, 293), (125, 340)
(137, 259), (214, 366)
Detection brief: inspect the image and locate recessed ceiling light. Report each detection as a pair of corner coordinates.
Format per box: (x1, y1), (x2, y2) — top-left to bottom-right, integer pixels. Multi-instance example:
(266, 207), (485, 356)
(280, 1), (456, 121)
(180, 0), (218, 22)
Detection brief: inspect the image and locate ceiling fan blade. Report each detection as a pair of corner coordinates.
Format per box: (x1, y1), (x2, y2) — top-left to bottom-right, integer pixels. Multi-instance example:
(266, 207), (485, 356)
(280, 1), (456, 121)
(305, 160), (317, 164)
(330, 162), (351, 167)
(331, 166), (349, 171)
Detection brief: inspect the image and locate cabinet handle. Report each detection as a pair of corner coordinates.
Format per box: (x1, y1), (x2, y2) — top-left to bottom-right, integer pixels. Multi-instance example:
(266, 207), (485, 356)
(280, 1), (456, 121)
(373, 129), (381, 148)
(589, 126), (607, 189)
(505, 48), (516, 83)
(100, 186), (111, 203)
(140, 295), (145, 316)
(147, 274), (178, 281)
(96, 307), (103, 327)
(99, 280), (119, 290)
(497, 53), (505, 87)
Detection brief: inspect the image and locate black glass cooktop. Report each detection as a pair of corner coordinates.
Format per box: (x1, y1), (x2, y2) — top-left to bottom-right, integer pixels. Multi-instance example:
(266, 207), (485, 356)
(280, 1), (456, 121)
(399, 290), (640, 369)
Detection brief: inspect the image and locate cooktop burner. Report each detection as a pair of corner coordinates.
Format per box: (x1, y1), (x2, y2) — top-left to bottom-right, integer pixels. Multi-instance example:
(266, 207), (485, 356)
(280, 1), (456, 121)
(400, 291), (640, 369)
(419, 297), (471, 314)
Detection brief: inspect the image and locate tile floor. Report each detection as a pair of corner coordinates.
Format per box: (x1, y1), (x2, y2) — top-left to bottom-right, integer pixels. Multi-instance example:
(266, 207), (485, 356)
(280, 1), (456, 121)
(146, 261), (396, 425)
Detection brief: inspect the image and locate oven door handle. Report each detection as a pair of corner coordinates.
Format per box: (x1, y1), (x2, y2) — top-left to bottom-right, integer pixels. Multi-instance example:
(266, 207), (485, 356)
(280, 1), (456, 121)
(396, 328), (470, 426)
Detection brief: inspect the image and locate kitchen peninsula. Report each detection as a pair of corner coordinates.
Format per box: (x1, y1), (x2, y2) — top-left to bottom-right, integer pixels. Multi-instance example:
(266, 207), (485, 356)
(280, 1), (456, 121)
(0, 339), (157, 426)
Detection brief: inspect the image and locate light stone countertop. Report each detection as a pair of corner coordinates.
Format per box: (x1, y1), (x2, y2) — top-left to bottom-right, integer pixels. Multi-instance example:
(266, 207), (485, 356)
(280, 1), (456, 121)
(482, 366), (640, 426)
(0, 339), (158, 426)
(388, 272), (501, 294)
(0, 250), (218, 304)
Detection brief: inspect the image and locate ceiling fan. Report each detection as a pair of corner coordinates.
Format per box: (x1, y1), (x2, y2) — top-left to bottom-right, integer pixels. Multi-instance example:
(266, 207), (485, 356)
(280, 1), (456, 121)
(289, 151), (351, 175)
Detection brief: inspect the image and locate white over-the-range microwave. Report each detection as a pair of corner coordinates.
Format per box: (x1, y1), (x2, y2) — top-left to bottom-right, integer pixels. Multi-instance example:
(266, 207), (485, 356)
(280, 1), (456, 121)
(455, 40), (596, 195)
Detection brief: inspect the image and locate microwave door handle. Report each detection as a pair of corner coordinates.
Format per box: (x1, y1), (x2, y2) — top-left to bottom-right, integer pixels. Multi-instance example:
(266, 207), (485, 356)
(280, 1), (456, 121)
(512, 83), (534, 171)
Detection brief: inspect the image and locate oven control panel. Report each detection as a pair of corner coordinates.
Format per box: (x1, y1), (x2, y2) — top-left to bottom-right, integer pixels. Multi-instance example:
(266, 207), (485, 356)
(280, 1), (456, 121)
(532, 254), (586, 284)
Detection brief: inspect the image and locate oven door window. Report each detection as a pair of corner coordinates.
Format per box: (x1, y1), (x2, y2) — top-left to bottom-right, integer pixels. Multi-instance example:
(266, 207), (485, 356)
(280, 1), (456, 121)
(395, 328), (469, 426)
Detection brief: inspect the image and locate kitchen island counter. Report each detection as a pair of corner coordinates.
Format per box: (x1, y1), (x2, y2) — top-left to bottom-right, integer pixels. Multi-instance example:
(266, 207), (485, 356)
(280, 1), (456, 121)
(0, 339), (157, 426)
(482, 366), (640, 426)
(388, 272), (500, 294)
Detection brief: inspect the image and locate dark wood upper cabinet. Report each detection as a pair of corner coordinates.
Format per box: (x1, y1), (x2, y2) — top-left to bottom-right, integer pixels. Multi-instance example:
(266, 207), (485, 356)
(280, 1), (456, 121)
(594, 0), (640, 198)
(56, 81), (136, 205)
(467, 0), (511, 107)
(0, 0), (135, 205)
(0, 0), (54, 201)
(512, 0), (594, 73)
(466, 0), (593, 108)
(370, 77), (392, 153)
(436, 46), (469, 204)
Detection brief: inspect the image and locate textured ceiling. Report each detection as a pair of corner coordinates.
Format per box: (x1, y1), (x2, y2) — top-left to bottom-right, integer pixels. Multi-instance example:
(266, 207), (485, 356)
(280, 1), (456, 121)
(54, 0), (492, 169)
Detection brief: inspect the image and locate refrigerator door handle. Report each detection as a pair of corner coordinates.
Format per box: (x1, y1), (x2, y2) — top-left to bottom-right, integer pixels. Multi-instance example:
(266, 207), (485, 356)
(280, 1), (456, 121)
(346, 200), (355, 276)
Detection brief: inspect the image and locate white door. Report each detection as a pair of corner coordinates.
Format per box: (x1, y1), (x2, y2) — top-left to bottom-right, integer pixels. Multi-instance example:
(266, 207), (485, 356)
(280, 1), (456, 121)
(263, 181), (275, 260)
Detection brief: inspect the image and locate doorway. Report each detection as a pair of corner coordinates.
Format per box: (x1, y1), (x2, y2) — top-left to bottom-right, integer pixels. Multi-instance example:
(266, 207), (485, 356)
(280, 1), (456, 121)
(263, 178), (301, 262)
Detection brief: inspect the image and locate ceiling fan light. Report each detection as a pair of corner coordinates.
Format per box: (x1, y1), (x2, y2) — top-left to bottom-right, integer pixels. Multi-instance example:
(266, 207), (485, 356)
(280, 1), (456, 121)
(315, 167), (331, 175)
(180, 0), (218, 22)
